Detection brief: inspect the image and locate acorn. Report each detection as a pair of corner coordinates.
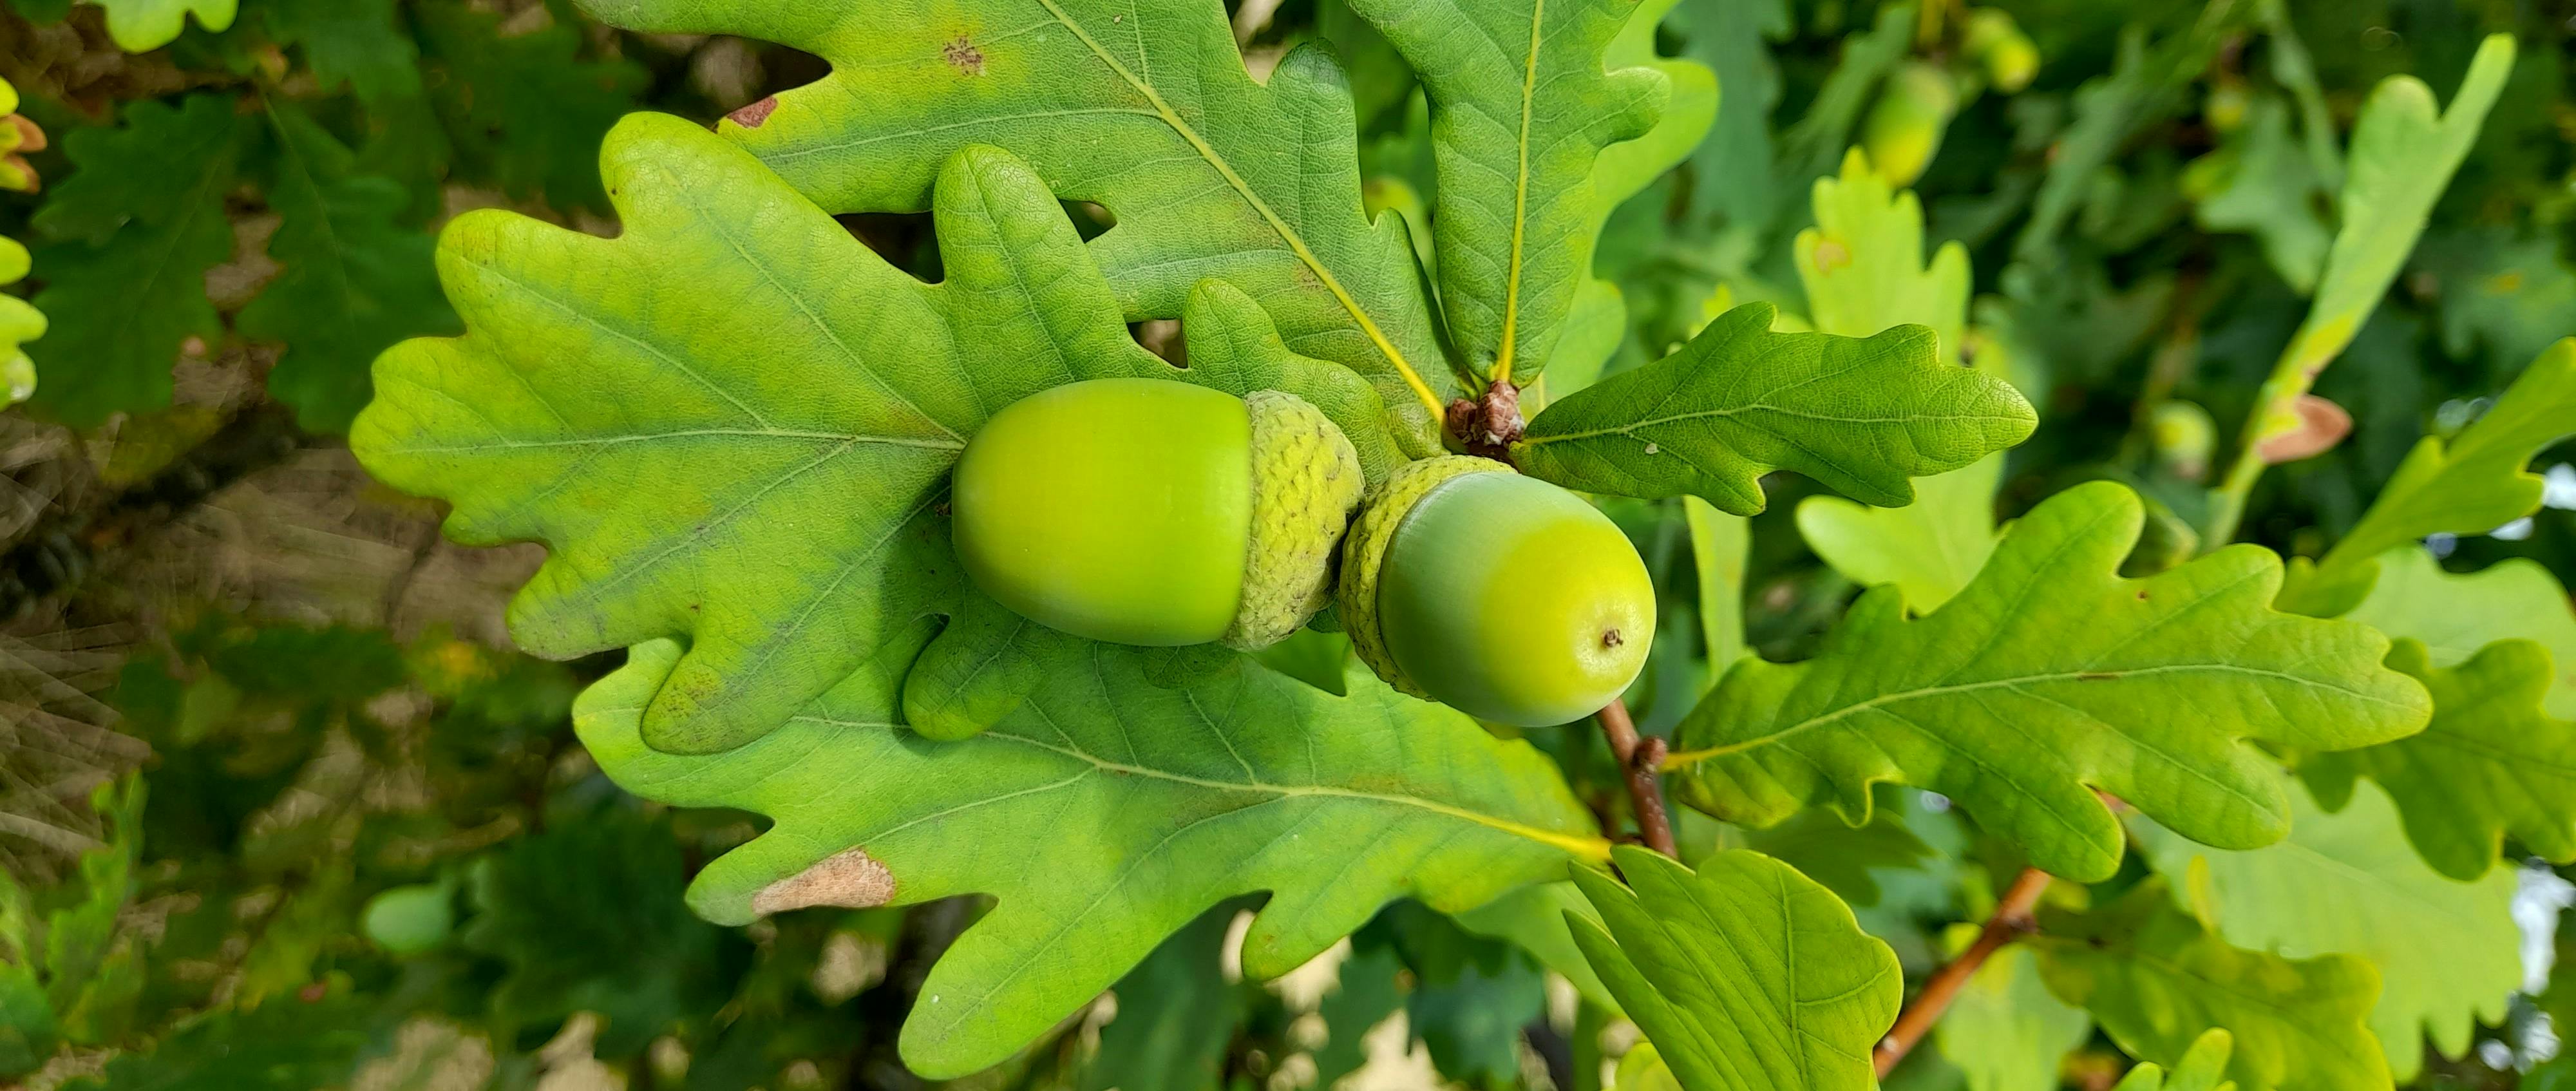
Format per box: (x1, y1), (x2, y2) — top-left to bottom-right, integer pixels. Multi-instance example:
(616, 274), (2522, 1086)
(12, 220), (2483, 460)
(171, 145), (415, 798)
(1962, 9), (2040, 94)
(1861, 62), (1959, 187)
(950, 377), (1365, 650)
(361, 882), (455, 956)
(1338, 457), (1655, 727)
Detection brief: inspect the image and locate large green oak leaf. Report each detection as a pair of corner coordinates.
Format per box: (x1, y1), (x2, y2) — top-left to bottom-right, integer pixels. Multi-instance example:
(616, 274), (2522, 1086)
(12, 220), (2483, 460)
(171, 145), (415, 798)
(1342, 0), (1664, 386)
(577, 638), (1602, 1077)
(1566, 848), (1899, 1091)
(570, 0), (1456, 448)
(2036, 883), (2388, 1091)
(1513, 302), (2034, 515)
(354, 115), (1189, 754)
(2307, 640), (2576, 880)
(2134, 777), (2521, 1079)
(1663, 481), (2430, 882)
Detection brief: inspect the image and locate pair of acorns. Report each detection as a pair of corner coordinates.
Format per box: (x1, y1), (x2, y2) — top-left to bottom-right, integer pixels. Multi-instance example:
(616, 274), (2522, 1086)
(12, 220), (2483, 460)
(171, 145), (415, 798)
(951, 379), (1653, 727)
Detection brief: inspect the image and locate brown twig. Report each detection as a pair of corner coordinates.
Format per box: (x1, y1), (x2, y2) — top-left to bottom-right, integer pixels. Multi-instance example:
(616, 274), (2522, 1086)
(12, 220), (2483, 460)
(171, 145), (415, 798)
(1874, 866), (2053, 1077)
(1594, 697), (1677, 857)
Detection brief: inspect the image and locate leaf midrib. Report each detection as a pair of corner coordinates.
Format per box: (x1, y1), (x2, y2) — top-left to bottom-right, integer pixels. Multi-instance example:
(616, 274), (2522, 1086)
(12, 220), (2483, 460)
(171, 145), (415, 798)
(1662, 663), (2418, 768)
(2041, 936), (2380, 1086)
(1524, 404), (2030, 447)
(1490, 0), (1545, 384)
(794, 712), (1609, 859)
(1025, 0), (1445, 419)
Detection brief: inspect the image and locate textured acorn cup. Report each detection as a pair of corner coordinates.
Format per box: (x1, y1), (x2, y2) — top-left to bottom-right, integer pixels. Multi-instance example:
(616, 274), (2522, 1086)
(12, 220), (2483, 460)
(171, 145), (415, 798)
(949, 378), (1365, 650)
(1339, 457), (1656, 728)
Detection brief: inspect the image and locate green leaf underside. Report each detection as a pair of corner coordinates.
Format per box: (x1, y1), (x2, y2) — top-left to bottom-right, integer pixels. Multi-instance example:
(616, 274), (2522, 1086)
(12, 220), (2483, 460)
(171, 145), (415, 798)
(1513, 302), (2034, 515)
(575, 638), (1601, 1077)
(2309, 640), (2576, 880)
(353, 115), (1203, 754)
(1666, 481), (2430, 882)
(571, 0), (1455, 446)
(26, 95), (243, 427)
(2134, 777), (2520, 1078)
(2110, 1030), (2238, 1091)
(2036, 883), (2387, 1091)
(1568, 848), (1899, 1091)
(239, 103), (458, 433)
(1934, 944), (2092, 1091)
(1347, 0), (1662, 386)
(2344, 547), (2576, 717)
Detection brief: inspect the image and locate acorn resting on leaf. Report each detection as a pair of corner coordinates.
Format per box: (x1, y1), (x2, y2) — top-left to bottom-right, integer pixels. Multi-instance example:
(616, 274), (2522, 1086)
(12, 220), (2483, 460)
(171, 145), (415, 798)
(951, 377), (1365, 650)
(1339, 457), (1655, 727)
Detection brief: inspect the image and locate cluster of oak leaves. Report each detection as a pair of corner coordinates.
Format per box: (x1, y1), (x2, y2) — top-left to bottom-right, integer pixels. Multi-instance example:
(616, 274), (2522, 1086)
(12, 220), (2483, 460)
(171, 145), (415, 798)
(3, 0), (2575, 1090)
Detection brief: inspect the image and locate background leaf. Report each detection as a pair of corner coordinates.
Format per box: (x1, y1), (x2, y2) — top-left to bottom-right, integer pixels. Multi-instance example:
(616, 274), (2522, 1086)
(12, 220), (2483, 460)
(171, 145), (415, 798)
(2035, 882), (2388, 1091)
(1787, 151), (2000, 612)
(2132, 777), (2521, 1079)
(2307, 639), (2576, 880)
(25, 95), (245, 426)
(2290, 339), (2576, 612)
(1931, 945), (2091, 1091)
(2344, 547), (2576, 717)
(1667, 481), (2430, 882)
(236, 102), (456, 433)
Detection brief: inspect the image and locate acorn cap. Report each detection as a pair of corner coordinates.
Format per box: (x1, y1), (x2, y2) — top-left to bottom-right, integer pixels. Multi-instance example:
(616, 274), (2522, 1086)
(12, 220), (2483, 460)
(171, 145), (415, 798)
(1225, 390), (1367, 650)
(1334, 455), (1513, 695)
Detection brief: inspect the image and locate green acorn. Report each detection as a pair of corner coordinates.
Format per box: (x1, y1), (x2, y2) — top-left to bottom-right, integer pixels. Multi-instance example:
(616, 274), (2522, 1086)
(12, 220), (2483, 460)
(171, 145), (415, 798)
(1861, 62), (1959, 187)
(1962, 8), (2040, 93)
(361, 882), (455, 956)
(951, 377), (1364, 650)
(1340, 457), (1655, 727)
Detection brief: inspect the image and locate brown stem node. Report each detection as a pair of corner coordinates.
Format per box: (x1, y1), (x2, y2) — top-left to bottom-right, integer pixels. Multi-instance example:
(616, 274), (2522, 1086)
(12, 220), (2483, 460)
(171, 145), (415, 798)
(1595, 699), (1677, 859)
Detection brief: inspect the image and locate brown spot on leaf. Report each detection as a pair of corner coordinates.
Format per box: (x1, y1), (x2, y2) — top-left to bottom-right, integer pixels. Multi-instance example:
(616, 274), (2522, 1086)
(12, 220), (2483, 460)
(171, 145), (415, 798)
(2077, 672), (2120, 681)
(753, 847), (896, 916)
(728, 97), (780, 129)
(943, 37), (987, 76)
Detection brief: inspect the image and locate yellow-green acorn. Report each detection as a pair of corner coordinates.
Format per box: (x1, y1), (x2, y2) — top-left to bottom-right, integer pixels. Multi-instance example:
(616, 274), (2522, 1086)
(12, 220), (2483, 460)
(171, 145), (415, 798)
(950, 377), (1364, 650)
(1962, 8), (2039, 93)
(1339, 457), (1655, 727)
(1861, 62), (1959, 187)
